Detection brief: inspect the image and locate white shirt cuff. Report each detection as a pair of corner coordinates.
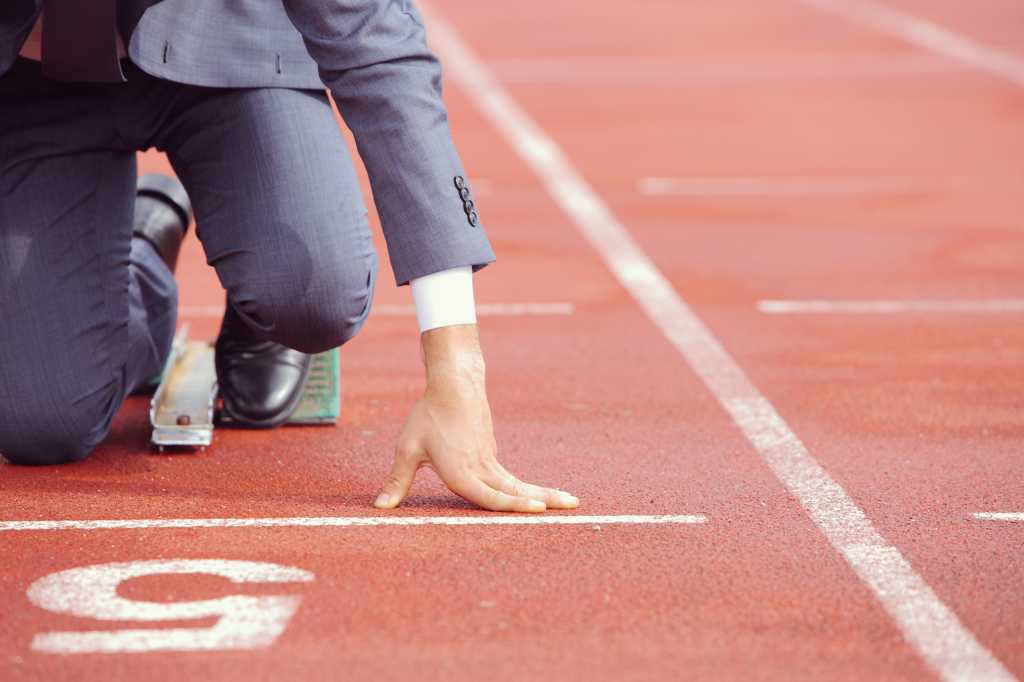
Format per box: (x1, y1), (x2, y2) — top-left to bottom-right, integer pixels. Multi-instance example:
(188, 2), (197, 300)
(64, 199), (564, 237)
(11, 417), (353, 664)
(409, 266), (477, 332)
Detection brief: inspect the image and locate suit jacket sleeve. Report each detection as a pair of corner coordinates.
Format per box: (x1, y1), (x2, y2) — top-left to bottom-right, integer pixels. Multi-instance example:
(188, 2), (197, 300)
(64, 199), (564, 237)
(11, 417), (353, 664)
(281, 0), (495, 286)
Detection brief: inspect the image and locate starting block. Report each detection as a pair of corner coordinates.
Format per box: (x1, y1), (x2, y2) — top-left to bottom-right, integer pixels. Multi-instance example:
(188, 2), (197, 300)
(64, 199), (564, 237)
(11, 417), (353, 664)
(149, 326), (341, 451)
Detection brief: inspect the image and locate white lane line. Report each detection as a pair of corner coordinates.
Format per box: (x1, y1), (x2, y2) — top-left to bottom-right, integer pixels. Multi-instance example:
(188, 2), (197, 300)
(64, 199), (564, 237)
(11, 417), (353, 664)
(0, 515), (706, 532)
(759, 300), (1024, 314)
(420, 5), (1016, 681)
(973, 513), (1024, 522)
(638, 176), (1023, 197)
(178, 303), (575, 319)
(800, 0), (1024, 87)
(489, 54), (967, 84)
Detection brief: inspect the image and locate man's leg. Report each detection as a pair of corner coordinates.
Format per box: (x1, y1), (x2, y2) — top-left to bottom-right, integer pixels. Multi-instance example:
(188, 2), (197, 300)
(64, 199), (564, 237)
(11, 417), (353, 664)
(0, 160), (179, 465)
(0, 60), (178, 465)
(160, 87), (378, 354)
(155, 86), (378, 424)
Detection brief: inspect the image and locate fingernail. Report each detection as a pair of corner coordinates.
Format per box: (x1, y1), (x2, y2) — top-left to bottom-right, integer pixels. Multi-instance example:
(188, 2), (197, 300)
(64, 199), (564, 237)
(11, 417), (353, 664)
(558, 493), (579, 508)
(374, 493), (392, 508)
(528, 499), (546, 512)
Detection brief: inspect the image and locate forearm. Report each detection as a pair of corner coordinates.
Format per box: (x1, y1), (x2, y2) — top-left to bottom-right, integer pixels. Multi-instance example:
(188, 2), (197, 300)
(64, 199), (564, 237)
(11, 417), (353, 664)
(282, 0), (495, 285)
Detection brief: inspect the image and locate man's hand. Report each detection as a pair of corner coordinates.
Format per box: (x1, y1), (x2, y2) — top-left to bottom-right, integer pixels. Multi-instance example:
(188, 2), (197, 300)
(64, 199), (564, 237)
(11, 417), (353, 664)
(374, 325), (579, 512)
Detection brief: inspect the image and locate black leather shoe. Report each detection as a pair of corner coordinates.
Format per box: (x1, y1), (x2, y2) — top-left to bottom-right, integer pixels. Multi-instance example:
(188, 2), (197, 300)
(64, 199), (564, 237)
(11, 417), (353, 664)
(215, 302), (314, 428)
(133, 173), (192, 273)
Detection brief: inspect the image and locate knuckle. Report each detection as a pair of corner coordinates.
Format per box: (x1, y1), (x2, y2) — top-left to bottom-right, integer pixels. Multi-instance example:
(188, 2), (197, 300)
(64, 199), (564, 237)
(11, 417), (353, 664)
(447, 477), (477, 502)
(395, 442), (419, 461)
(514, 497), (534, 512)
(486, 458), (510, 478)
(485, 488), (507, 511)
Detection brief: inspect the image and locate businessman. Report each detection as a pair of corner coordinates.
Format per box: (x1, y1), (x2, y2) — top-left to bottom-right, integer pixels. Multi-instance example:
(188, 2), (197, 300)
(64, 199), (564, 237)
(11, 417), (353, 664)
(0, 0), (578, 512)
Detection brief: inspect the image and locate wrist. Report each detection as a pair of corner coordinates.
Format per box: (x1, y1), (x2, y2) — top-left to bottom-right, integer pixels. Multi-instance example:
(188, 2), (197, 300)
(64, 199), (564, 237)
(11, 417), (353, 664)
(422, 324), (486, 393)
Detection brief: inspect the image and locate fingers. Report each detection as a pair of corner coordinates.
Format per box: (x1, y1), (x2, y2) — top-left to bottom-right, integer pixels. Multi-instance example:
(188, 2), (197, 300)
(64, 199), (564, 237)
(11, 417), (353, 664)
(374, 444), (422, 509)
(488, 473), (579, 510)
(452, 475), (548, 513)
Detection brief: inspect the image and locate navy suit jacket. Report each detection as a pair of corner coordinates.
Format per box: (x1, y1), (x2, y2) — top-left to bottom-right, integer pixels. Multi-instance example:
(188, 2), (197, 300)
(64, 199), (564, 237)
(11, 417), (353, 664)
(0, 0), (494, 285)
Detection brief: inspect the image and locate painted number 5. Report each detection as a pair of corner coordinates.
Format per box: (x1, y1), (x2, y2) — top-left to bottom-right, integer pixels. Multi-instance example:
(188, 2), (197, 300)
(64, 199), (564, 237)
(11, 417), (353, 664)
(27, 559), (314, 654)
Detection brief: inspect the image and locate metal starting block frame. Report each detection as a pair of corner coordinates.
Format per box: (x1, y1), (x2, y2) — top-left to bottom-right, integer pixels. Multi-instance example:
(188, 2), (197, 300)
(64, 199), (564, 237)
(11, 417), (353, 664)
(149, 325), (341, 451)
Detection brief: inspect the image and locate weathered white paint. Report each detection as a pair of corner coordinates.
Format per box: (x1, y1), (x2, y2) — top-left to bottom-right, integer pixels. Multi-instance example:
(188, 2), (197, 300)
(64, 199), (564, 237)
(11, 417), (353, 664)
(1, 514), (706, 532)
(638, 176), (1021, 197)
(28, 560), (313, 654)
(758, 300), (1024, 314)
(800, 0), (1024, 87)
(489, 54), (968, 84)
(973, 513), (1024, 522)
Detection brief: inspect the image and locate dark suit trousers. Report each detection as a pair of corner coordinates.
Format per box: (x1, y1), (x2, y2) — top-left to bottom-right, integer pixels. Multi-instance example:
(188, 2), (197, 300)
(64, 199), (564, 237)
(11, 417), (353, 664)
(0, 58), (377, 465)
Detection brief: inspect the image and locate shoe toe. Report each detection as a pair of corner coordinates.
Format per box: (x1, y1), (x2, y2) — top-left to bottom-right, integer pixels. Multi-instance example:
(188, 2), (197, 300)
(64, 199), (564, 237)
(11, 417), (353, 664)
(217, 347), (312, 427)
(222, 365), (304, 424)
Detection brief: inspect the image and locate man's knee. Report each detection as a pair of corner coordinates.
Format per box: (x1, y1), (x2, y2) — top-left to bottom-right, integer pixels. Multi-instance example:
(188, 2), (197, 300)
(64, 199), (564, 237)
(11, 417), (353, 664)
(0, 416), (100, 466)
(280, 258), (377, 353)
(0, 383), (119, 466)
(236, 255), (377, 354)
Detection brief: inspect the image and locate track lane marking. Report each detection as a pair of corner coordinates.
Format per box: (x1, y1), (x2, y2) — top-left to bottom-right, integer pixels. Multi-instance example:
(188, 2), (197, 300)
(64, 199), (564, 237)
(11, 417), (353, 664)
(418, 4), (1016, 680)
(29, 560), (312, 654)
(489, 54), (969, 84)
(759, 300), (1024, 314)
(179, 303), (575, 319)
(0, 515), (706, 532)
(799, 0), (1024, 87)
(639, 176), (1024, 197)
(973, 513), (1024, 522)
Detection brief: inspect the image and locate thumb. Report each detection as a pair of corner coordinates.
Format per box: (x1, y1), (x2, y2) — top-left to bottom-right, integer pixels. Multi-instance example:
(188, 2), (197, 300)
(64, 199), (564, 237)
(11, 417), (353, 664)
(374, 444), (422, 509)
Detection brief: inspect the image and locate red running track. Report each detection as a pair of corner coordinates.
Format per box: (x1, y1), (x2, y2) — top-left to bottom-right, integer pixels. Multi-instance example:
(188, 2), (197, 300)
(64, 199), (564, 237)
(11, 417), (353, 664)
(2, 1), (1022, 679)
